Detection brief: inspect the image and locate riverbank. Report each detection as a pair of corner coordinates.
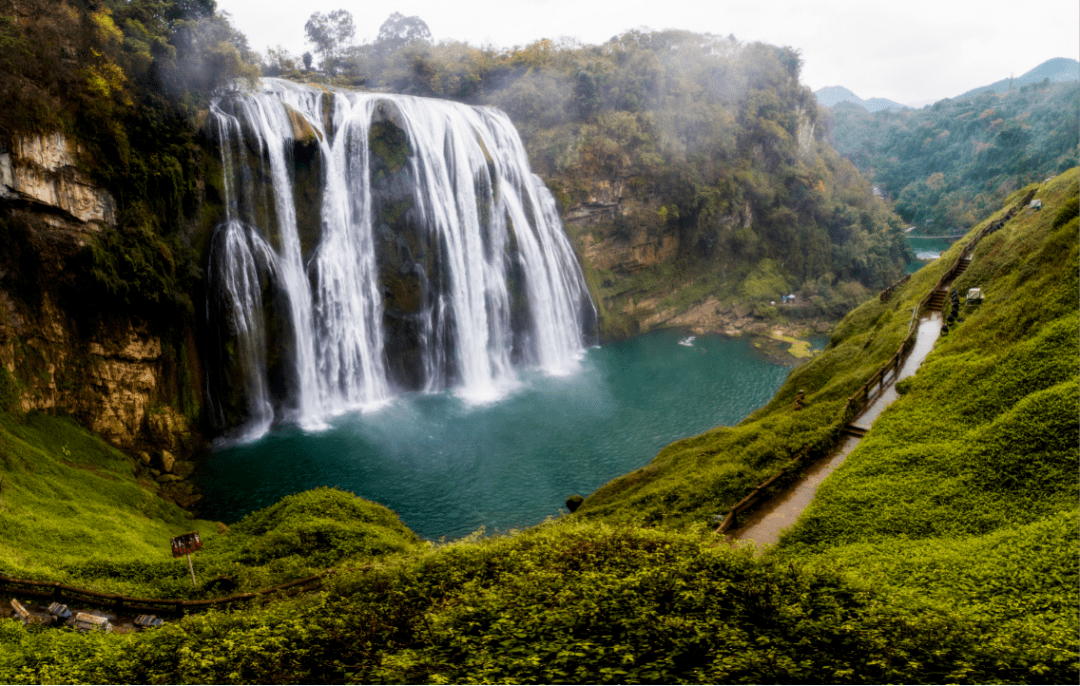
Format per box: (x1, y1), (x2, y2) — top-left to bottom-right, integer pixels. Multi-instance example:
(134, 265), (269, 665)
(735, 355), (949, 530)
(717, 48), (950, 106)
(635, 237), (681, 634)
(626, 292), (835, 364)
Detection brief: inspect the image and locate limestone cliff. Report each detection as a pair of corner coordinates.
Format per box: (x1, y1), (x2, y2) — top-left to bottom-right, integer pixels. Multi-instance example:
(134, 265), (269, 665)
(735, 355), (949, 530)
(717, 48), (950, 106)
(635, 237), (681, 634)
(0, 132), (198, 456)
(0, 132), (116, 227)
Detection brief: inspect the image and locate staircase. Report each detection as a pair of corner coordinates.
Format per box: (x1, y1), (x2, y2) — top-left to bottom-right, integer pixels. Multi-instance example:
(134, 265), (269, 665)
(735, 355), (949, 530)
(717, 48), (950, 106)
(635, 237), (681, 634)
(953, 256), (972, 278)
(927, 288), (948, 311)
(841, 424), (868, 439)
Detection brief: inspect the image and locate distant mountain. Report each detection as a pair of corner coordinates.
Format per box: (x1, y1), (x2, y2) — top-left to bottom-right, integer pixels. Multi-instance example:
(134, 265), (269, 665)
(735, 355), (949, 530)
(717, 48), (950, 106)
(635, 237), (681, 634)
(814, 86), (909, 113)
(815, 58), (1080, 113)
(955, 57), (1080, 100)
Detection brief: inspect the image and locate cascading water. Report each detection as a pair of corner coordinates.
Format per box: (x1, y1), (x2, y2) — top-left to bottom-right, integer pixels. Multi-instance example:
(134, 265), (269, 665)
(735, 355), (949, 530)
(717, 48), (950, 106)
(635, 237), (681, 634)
(205, 80), (596, 438)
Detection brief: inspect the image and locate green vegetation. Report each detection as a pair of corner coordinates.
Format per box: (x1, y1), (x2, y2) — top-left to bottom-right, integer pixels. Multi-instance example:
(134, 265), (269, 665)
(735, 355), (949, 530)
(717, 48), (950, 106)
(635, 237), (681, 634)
(0, 410), (420, 599)
(3, 171), (1074, 684)
(0, 1), (1075, 680)
(829, 80), (1079, 233)
(0, 0), (259, 326)
(771, 168), (1080, 681)
(0, 411), (206, 591)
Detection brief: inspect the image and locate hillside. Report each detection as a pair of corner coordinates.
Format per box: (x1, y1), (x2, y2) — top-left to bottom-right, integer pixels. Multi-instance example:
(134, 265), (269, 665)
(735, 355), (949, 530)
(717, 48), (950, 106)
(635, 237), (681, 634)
(2, 171), (1075, 683)
(955, 56), (1080, 100)
(0, 2), (1074, 681)
(0, 1), (910, 456)
(828, 78), (1079, 233)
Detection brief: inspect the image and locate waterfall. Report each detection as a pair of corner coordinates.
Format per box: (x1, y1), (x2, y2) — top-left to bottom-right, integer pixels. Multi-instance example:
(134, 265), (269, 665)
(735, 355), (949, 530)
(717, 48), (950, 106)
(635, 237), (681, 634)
(206, 79), (596, 437)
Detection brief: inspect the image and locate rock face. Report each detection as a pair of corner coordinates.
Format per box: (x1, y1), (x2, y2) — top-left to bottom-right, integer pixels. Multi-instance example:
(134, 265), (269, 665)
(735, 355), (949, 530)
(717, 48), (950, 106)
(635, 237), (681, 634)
(0, 132), (197, 455)
(0, 239), (195, 454)
(0, 133), (117, 227)
(563, 182), (764, 338)
(580, 228), (679, 274)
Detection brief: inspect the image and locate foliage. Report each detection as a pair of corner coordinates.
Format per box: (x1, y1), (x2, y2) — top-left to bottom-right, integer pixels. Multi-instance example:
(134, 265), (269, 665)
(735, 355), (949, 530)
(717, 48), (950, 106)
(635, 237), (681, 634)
(222, 487), (421, 568)
(761, 170), (1080, 682)
(0, 172), (1075, 685)
(304, 9), (354, 73)
(577, 168), (1078, 536)
(0, 0), (259, 328)
(828, 81), (1080, 233)
(0, 412), (421, 598)
(4, 519), (1073, 684)
(376, 12), (432, 54)
(0, 412), (204, 588)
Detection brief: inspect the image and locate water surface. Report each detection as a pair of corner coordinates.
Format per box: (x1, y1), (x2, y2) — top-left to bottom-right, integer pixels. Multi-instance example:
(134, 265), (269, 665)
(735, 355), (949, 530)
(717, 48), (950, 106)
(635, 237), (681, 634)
(905, 235), (957, 273)
(197, 330), (793, 539)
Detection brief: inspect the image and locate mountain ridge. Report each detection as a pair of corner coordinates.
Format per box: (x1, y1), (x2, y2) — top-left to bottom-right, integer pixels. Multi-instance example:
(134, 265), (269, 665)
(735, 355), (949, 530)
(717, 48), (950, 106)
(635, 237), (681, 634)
(815, 57), (1080, 112)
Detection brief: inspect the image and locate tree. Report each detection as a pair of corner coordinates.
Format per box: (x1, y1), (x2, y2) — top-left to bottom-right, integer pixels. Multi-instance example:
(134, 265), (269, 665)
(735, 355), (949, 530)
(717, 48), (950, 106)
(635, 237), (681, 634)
(304, 9), (354, 72)
(263, 45), (298, 77)
(302, 51), (312, 71)
(375, 12), (431, 53)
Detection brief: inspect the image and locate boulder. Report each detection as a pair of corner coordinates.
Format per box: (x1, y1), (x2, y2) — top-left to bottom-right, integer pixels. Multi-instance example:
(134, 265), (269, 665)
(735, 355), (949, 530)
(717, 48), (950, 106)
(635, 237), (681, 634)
(158, 450), (175, 473)
(171, 460), (196, 480)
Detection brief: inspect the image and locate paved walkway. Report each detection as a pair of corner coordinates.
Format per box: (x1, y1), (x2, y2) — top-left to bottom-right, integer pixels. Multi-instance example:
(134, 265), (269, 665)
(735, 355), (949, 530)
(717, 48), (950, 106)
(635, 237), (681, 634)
(732, 309), (944, 548)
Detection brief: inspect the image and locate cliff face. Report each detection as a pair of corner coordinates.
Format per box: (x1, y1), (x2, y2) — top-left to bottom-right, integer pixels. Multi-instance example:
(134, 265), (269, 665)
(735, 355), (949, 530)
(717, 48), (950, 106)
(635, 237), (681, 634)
(0, 133), (116, 226)
(0, 132), (197, 456)
(548, 102), (891, 342)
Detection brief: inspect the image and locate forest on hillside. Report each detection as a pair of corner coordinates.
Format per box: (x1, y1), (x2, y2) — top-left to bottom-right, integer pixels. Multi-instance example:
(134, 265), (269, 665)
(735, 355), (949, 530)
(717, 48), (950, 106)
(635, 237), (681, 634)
(828, 79), (1079, 234)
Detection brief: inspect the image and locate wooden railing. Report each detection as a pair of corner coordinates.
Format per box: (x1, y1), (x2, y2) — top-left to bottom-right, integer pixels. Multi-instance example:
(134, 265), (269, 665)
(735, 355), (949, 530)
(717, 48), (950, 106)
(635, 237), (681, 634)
(718, 188), (1037, 535)
(0, 570), (335, 616)
(843, 188), (1033, 420)
(878, 274), (910, 302)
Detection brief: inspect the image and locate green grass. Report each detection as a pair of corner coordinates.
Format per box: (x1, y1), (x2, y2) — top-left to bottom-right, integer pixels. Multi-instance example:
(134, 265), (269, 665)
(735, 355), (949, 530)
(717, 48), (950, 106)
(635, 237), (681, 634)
(0, 413), (204, 586)
(0, 413), (422, 598)
(768, 167), (1079, 680)
(574, 170), (1078, 535)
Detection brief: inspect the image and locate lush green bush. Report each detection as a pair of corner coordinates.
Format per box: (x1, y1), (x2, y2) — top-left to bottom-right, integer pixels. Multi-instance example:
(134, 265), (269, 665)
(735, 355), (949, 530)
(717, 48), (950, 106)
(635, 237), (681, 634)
(5, 520), (1073, 684)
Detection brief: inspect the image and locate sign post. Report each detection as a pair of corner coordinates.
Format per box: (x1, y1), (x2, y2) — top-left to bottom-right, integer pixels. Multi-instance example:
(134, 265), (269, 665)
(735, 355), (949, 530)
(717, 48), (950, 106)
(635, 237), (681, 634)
(170, 532), (203, 587)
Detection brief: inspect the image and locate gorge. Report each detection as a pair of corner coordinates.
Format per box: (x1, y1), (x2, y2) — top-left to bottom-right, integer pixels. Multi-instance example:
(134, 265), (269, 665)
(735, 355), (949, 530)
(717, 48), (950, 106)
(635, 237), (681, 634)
(1, 2), (1075, 680)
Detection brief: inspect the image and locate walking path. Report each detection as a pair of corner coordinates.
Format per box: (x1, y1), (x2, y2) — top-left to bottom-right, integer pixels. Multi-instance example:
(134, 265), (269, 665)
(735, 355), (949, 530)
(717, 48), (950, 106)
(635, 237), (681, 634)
(731, 310), (943, 547)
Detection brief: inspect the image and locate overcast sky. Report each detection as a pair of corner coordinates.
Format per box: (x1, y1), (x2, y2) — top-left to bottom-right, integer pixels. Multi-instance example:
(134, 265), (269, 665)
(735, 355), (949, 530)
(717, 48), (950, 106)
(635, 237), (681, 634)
(216, 0), (1079, 107)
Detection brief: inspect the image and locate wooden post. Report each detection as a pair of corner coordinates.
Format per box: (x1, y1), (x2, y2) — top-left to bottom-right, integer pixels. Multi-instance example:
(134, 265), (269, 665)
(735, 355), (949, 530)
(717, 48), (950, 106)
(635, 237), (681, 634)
(186, 554), (196, 587)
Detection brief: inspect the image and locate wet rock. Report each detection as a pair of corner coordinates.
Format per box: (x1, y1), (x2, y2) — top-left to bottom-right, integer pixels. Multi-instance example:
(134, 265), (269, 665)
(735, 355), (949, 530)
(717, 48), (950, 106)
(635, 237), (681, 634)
(171, 461), (196, 480)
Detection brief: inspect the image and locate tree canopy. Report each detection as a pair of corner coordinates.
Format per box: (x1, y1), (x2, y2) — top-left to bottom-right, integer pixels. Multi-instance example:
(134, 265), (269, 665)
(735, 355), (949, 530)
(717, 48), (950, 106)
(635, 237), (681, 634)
(304, 9), (355, 72)
(827, 80), (1079, 233)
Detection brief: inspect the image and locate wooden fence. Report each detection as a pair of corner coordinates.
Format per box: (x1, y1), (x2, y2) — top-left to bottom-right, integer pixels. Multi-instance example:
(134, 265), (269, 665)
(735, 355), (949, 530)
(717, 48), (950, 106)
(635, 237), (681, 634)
(878, 274), (910, 303)
(717, 188), (1036, 535)
(1, 571), (331, 616)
